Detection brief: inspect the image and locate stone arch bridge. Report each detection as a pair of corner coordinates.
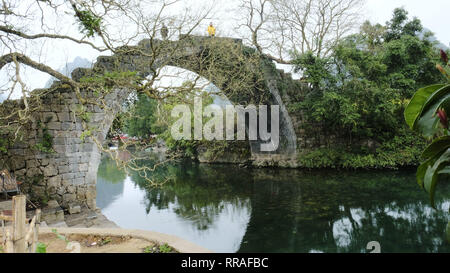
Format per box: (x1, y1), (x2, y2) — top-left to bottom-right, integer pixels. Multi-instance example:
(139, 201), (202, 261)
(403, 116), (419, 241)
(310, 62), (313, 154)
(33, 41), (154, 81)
(0, 35), (299, 209)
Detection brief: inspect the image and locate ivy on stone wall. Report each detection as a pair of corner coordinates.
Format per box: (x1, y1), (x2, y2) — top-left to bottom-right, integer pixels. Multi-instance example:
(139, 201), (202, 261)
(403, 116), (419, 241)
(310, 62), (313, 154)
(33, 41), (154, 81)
(0, 138), (8, 154)
(34, 121), (55, 154)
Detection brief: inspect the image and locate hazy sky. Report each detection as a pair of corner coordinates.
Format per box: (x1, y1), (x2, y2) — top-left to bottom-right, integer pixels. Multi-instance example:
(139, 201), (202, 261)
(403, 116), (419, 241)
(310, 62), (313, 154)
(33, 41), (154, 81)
(2, 0), (450, 96)
(366, 0), (450, 46)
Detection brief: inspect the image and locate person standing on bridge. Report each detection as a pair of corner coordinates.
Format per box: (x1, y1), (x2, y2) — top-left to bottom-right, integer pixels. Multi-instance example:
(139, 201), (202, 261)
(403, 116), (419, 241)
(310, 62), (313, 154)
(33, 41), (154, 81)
(207, 22), (216, 37)
(161, 23), (168, 40)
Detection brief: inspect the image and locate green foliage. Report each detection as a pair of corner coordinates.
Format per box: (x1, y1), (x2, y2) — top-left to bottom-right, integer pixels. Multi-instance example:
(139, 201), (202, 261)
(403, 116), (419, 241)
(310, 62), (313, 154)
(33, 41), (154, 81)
(143, 246), (153, 253)
(116, 83), (217, 158)
(79, 111), (92, 123)
(159, 243), (173, 253)
(108, 112), (126, 138)
(97, 157), (127, 184)
(299, 130), (426, 169)
(384, 8), (423, 42)
(80, 71), (139, 92)
(164, 136), (199, 158)
(0, 127), (17, 154)
(80, 130), (92, 142)
(143, 243), (174, 253)
(161, 91), (216, 158)
(405, 85), (450, 207)
(100, 237), (112, 246)
(404, 39), (450, 208)
(74, 9), (102, 37)
(198, 140), (250, 162)
(0, 137), (8, 153)
(382, 35), (442, 97)
(52, 229), (69, 243)
(125, 94), (162, 139)
(34, 126), (54, 154)
(80, 71), (138, 84)
(292, 52), (334, 90)
(292, 8), (443, 168)
(404, 84), (446, 130)
(36, 242), (47, 253)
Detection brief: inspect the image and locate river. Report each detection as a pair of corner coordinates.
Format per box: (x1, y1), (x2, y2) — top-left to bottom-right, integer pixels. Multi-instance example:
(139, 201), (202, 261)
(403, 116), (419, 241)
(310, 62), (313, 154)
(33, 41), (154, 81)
(96, 154), (450, 253)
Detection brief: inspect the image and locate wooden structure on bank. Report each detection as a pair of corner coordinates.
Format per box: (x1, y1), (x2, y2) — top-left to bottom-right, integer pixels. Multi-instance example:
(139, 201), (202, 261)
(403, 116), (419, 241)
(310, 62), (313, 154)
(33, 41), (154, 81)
(0, 169), (21, 197)
(1, 195), (41, 253)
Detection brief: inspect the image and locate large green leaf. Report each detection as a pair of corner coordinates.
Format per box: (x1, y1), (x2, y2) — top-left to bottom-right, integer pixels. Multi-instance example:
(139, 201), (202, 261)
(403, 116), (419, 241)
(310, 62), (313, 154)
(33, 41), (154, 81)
(404, 84), (445, 129)
(421, 136), (450, 160)
(438, 166), (450, 175)
(417, 150), (444, 189)
(421, 85), (450, 112)
(423, 148), (450, 208)
(415, 105), (440, 138)
(414, 86), (450, 137)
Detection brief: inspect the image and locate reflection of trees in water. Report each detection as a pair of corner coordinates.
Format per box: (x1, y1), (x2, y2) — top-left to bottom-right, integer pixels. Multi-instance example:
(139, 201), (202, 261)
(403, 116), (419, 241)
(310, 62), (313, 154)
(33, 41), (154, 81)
(97, 156), (127, 184)
(238, 170), (450, 253)
(98, 156), (449, 253)
(128, 159), (253, 230)
(96, 157), (126, 209)
(331, 202), (449, 253)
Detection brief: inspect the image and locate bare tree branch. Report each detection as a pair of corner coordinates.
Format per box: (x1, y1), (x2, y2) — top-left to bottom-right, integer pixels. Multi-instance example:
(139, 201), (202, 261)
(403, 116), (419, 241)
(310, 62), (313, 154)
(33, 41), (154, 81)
(0, 25), (108, 51)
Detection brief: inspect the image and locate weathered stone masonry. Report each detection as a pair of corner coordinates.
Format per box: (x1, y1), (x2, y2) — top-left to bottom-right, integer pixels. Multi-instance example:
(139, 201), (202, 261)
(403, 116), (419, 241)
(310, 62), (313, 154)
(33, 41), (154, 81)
(0, 86), (128, 209)
(0, 35), (302, 209)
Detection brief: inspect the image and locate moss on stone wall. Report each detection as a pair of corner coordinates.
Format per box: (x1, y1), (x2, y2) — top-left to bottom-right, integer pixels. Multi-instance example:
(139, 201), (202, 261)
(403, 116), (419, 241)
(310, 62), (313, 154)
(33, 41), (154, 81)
(197, 140), (251, 164)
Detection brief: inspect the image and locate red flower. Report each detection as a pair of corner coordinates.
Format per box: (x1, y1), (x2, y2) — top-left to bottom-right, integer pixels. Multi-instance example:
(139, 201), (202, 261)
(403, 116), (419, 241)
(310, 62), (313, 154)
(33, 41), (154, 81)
(441, 49), (449, 64)
(437, 108), (448, 129)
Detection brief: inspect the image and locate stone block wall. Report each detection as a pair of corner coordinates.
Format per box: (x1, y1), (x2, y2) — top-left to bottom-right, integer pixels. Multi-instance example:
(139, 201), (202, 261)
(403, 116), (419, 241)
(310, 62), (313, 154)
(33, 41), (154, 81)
(0, 84), (127, 209)
(0, 36), (307, 208)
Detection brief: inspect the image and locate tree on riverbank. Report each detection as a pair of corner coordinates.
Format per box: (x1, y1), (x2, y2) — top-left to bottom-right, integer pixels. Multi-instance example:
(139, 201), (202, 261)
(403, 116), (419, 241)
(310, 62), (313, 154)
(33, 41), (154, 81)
(0, 0), (212, 131)
(0, 1), (263, 185)
(1, 1), (448, 173)
(236, 0), (365, 62)
(291, 8), (445, 169)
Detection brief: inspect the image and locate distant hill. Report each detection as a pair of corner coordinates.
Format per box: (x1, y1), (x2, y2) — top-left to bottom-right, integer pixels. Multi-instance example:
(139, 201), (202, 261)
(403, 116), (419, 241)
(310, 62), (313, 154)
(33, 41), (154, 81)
(1, 57), (91, 103)
(45, 56), (92, 88)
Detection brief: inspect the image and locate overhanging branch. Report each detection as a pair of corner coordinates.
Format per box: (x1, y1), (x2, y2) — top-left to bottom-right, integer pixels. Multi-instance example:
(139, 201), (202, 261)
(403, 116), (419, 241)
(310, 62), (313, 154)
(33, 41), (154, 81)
(0, 52), (85, 103)
(0, 25), (108, 52)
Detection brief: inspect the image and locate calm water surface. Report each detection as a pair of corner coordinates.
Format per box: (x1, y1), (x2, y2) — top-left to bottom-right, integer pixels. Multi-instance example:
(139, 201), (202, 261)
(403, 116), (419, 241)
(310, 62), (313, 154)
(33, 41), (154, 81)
(96, 154), (450, 253)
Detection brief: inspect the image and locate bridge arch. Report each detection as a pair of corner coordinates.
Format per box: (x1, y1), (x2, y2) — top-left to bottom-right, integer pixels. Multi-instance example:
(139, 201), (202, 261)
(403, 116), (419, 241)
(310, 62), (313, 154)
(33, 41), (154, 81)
(0, 35), (298, 209)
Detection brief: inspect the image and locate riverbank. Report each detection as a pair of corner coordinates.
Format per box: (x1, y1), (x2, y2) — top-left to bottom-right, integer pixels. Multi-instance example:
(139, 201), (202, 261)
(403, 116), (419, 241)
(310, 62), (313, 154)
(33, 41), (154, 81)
(37, 227), (212, 253)
(107, 127), (425, 170)
(156, 133), (426, 170)
(96, 158), (450, 253)
(172, 147), (422, 170)
(0, 199), (211, 253)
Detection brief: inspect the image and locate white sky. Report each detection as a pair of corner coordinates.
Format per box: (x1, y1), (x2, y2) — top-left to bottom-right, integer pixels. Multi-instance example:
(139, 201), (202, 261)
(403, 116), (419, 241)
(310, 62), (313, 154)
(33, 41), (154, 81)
(366, 0), (450, 46)
(1, 0), (450, 96)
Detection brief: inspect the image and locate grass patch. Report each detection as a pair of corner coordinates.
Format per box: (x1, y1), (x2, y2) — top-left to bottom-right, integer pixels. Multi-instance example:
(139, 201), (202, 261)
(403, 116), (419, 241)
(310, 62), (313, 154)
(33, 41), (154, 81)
(143, 243), (176, 253)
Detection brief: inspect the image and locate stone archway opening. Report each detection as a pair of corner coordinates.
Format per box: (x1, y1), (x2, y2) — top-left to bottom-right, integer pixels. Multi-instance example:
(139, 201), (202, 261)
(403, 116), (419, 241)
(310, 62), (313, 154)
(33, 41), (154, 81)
(104, 64), (253, 167)
(0, 36), (299, 211)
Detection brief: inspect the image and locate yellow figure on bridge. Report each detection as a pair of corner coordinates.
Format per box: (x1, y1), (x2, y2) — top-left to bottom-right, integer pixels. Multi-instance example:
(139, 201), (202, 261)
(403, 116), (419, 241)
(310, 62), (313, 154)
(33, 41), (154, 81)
(208, 22), (216, 37)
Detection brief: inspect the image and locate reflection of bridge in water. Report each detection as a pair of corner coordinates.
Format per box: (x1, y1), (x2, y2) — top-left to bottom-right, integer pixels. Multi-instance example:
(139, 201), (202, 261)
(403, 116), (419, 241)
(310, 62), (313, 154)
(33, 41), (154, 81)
(96, 158), (450, 253)
(1, 35), (301, 209)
